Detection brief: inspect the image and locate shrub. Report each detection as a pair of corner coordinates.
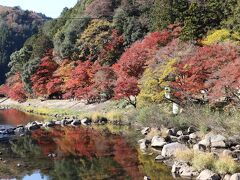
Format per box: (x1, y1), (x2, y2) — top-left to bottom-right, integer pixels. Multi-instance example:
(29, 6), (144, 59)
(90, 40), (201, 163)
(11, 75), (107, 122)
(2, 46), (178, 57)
(214, 155), (239, 174)
(202, 29), (240, 45)
(91, 112), (105, 122)
(175, 149), (194, 163)
(192, 152), (215, 171)
(106, 110), (123, 122)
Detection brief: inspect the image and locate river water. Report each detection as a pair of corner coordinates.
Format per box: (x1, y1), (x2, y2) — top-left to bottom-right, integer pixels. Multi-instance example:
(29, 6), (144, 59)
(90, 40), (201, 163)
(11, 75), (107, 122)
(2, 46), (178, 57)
(0, 109), (177, 180)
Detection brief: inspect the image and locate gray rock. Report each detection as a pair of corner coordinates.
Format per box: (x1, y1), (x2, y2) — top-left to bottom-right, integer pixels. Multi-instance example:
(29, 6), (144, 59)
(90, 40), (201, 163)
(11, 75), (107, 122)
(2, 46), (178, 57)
(176, 130), (183, 137)
(172, 161), (199, 177)
(43, 121), (55, 128)
(81, 118), (92, 125)
(196, 169), (221, 180)
(155, 155), (165, 162)
(223, 174), (231, 180)
(26, 122), (40, 131)
(205, 134), (227, 148)
(188, 126), (196, 134)
(199, 139), (211, 148)
(71, 119), (81, 126)
(230, 173), (240, 180)
(151, 136), (167, 148)
(189, 133), (197, 139)
(193, 144), (206, 152)
(178, 135), (190, 143)
(141, 127), (150, 135)
(166, 128), (177, 136)
(139, 139), (147, 152)
(143, 176), (150, 180)
(162, 142), (187, 157)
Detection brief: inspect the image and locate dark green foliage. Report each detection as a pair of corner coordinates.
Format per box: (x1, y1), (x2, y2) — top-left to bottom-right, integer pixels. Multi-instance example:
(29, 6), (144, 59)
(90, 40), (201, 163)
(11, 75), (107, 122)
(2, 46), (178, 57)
(181, 0), (237, 41)
(151, 0), (189, 31)
(113, 0), (154, 46)
(0, 6), (48, 84)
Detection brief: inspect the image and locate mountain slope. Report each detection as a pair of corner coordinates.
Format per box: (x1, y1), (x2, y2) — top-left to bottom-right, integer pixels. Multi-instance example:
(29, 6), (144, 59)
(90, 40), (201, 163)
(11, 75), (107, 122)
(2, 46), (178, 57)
(0, 5), (49, 83)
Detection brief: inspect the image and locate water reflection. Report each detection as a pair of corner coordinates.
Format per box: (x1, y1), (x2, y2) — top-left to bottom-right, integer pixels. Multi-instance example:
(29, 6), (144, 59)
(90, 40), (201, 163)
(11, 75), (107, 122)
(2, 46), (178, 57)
(0, 109), (43, 126)
(0, 111), (175, 180)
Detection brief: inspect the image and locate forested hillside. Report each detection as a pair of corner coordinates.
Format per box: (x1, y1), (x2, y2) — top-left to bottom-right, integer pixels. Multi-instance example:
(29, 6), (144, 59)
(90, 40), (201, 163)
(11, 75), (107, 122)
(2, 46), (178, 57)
(0, 5), (49, 84)
(1, 0), (240, 109)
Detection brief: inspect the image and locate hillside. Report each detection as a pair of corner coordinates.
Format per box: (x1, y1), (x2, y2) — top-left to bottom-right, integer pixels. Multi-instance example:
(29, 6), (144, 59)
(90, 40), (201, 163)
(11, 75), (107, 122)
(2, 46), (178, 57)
(0, 0), (240, 111)
(0, 5), (49, 84)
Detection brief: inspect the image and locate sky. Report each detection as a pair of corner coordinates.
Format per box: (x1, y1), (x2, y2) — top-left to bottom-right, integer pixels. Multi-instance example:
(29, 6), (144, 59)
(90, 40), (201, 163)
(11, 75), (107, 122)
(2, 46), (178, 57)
(0, 0), (78, 18)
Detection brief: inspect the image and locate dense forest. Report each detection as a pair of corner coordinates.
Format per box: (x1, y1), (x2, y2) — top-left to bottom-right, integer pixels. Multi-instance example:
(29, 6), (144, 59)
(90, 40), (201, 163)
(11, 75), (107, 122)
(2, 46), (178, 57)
(1, 0), (240, 109)
(0, 5), (49, 84)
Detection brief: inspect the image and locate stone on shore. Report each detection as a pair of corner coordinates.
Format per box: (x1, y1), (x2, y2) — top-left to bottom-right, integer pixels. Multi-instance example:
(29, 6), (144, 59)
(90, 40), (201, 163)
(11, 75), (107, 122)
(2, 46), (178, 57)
(162, 142), (187, 157)
(196, 169), (221, 180)
(151, 136), (167, 148)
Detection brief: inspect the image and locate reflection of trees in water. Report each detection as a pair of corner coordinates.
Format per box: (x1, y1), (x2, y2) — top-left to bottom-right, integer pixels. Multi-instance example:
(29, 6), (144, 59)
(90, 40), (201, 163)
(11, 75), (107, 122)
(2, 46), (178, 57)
(49, 157), (127, 180)
(10, 136), (42, 157)
(31, 127), (143, 179)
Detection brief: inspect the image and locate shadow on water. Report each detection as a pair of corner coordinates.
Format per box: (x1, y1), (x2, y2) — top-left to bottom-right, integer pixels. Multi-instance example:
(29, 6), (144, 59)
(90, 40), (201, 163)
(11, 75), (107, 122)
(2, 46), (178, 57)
(0, 110), (177, 180)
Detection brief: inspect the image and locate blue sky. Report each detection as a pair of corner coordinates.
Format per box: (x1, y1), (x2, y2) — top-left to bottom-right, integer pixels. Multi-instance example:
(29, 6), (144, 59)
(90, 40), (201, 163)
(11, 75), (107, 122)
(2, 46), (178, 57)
(0, 0), (78, 18)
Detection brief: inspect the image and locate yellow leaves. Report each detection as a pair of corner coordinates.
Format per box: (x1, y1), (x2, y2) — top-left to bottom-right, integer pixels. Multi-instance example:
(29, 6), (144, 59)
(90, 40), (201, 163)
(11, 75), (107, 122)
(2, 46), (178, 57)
(202, 29), (240, 45)
(137, 58), (177, 107)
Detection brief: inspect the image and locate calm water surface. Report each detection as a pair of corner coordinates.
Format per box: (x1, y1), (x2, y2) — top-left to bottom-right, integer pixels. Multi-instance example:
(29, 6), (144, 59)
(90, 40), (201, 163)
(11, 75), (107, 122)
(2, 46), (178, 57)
(0, 109), (177, 180)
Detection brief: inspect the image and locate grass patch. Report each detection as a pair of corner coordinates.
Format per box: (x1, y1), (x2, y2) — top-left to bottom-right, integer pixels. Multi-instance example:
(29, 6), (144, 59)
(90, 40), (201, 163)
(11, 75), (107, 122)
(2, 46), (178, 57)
(214, 155), (239, 174)
(192, 152), (215, 171)
(175, 149), (194, 163)
(106, 110), (123, 122)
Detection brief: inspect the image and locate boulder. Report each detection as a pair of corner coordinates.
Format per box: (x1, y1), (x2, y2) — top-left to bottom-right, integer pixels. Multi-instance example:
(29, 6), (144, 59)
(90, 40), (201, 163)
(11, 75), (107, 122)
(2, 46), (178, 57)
(162, 142), (187, 157)
(151, 136), (167, 148)
(230, 173), (240, 180)
(205, 133), (227, 148)
(141, 127), (150, 135)
(81, 118), (92, 125)
(196, 169), (221, 180)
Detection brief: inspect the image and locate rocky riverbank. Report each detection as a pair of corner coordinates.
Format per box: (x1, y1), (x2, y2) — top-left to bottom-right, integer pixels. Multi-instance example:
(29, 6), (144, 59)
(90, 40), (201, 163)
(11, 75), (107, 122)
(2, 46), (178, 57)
(139, 126), (240, 180)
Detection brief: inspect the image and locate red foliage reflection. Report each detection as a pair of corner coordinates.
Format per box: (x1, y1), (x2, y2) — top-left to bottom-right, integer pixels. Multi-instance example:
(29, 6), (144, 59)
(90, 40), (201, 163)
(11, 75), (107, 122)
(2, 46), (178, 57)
(31, 126), (143, 179)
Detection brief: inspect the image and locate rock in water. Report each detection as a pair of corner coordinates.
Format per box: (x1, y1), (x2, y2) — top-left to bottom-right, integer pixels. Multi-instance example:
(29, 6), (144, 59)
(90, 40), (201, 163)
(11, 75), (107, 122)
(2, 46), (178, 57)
(161, 142), (187, 157)
(81, 118), (92, 125)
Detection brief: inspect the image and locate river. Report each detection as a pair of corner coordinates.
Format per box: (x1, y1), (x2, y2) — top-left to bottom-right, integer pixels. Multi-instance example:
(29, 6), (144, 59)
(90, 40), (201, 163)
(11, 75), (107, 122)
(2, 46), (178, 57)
(0, 109), (178, 180)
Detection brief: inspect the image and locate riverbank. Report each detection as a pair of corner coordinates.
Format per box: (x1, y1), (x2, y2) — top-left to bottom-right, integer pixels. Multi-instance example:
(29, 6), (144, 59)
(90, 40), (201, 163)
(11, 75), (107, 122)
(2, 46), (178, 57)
(0, 98), (136, 125)
(2, 98), (240, 179)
